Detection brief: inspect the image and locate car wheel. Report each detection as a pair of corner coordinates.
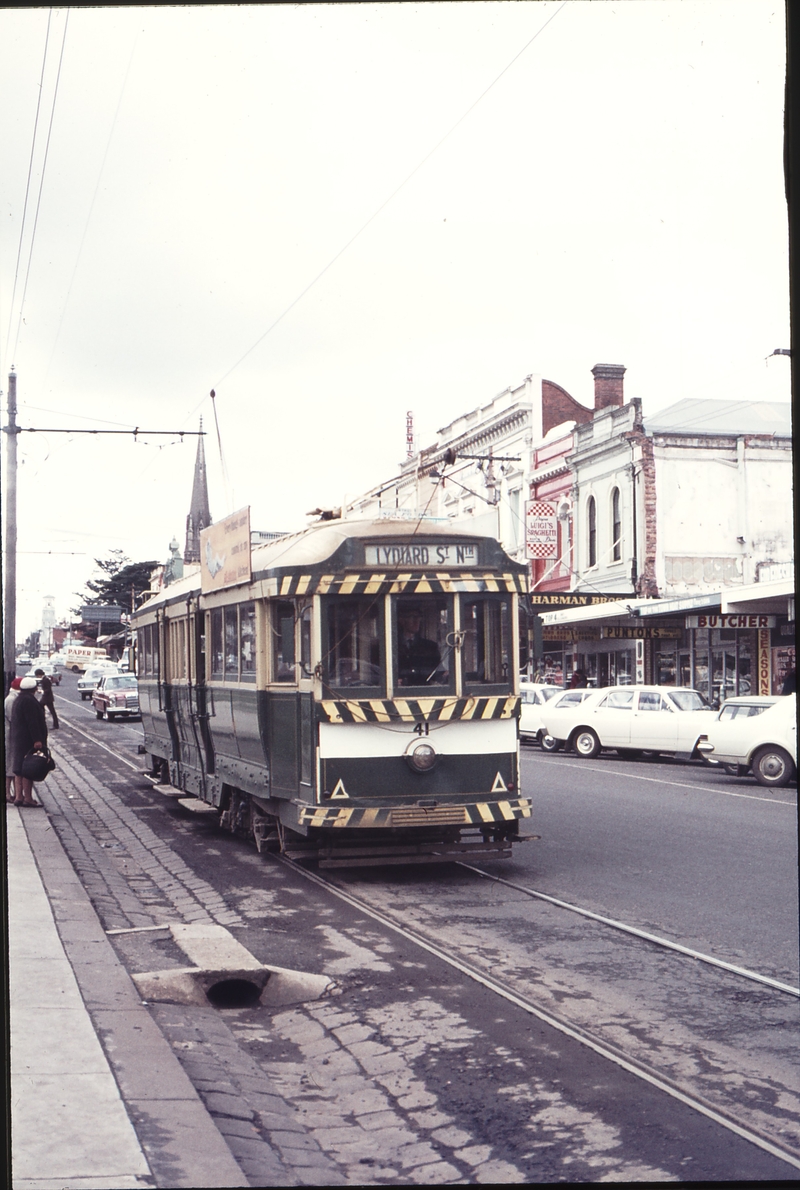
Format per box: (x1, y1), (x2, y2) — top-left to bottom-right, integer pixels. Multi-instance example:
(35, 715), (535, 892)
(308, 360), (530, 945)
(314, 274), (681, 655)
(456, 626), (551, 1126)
(573, 728), (601, 759)
(751, 746), (795, 788)
(540, 734), (562, 753)
(72, 666), (80, 673)
(95, 710), (103, 719)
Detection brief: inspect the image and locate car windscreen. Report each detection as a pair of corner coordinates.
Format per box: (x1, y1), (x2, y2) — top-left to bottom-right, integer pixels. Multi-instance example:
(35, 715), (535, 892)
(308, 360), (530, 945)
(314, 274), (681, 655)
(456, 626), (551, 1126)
(668, 691), (708, 711)
(105, 676), (137, 690)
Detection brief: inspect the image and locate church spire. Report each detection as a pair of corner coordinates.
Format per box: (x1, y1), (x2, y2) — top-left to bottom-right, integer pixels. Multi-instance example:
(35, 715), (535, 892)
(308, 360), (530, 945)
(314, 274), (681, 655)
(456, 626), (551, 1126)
(184, 418), (211, 564)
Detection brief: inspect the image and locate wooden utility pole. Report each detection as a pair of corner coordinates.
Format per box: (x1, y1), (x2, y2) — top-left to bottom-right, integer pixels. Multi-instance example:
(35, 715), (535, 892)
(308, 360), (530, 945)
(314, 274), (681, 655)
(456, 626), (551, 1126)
(3, 369), (18, 694)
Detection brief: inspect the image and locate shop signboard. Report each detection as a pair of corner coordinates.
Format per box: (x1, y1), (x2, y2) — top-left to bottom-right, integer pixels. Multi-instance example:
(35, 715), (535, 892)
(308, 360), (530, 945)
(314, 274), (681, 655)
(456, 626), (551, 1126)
(602, 626), (681, 639)
(757, 628), (772, 694)
(685, 614), (776, 629)
(530, 592), (631, 607)
(542, 626), (601, 641)
(200, 507), (252, 594)
(525, 501), (558, 559)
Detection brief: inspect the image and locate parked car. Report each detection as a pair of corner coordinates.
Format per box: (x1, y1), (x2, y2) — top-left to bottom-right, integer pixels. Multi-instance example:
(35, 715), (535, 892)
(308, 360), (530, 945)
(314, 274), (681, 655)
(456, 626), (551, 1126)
(519, 682), (564, 744)
(17, 653), (31, 666)
(26, 661), (61, 686)
(92, 673), (141, 721)
(696, 694), (796, 787)
(77, 663), (120, 699)
(542, 684), (714, 759)
(538, 688), (597, 751)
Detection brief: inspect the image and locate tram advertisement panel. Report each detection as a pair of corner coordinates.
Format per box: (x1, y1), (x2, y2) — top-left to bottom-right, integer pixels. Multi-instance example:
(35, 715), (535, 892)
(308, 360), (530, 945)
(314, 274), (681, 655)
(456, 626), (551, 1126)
(200, 507), (251, 593)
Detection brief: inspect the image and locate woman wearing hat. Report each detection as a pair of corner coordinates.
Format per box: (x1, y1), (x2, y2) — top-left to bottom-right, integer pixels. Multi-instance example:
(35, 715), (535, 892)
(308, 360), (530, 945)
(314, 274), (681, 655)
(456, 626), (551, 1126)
(4, 677), (22, 802)
(8, 676), (47, 807)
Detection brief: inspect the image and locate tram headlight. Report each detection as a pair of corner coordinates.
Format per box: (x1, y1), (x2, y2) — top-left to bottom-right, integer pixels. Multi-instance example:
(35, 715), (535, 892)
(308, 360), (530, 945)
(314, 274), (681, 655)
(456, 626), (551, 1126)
(405, 740), (437, 773)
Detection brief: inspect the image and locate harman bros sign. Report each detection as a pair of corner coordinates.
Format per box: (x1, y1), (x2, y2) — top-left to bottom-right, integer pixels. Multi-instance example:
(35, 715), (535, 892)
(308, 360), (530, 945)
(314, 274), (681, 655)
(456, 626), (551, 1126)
(530, 593), (630, 607)
(685, 614), (776, 629)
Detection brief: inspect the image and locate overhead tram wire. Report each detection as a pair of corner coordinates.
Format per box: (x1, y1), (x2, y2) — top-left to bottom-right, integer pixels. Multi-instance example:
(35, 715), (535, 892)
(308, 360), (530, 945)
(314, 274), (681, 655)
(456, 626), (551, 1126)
(10, 8), (71, 367)
(4, 9), (52, 364)
(212, 0), (569, 390)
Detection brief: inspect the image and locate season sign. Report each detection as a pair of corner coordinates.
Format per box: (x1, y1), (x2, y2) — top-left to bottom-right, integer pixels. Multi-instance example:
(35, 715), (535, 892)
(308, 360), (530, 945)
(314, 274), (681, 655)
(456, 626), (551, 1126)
(364, 542), (477, 567)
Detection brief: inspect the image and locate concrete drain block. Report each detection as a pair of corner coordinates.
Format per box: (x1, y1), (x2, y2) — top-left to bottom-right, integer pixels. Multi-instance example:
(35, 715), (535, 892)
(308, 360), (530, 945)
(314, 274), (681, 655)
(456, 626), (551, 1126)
(132, 922), (334, 1008)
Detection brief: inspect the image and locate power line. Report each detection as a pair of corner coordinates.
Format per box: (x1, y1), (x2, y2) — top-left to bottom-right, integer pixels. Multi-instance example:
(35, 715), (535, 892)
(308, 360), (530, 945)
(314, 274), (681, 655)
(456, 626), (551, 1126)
(4, 9), (52, 364)
(214, 0), (569, 388)
(10, 8), (71, 365)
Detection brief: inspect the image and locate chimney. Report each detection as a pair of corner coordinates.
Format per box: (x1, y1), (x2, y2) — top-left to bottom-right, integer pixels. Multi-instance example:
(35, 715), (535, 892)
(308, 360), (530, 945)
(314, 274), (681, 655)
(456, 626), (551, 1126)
(592, 363), (626, 411)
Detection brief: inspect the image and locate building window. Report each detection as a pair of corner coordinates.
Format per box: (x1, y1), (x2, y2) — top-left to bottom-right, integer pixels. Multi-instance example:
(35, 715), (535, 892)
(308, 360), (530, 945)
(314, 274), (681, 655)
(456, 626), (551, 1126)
(611, 488), (621, 561)
(587, 496), (597, 567)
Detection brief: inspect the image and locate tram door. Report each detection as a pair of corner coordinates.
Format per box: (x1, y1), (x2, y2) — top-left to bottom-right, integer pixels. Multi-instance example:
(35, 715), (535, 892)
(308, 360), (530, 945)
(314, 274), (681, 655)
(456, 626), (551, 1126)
(191, 611), (215, 775)
(159, 613), (182, 764)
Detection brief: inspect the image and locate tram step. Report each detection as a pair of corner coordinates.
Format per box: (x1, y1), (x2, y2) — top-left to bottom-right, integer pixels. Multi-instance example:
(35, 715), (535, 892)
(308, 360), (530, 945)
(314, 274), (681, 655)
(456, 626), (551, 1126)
(177, 797), (218, 814)
(153, 783), (186, 798)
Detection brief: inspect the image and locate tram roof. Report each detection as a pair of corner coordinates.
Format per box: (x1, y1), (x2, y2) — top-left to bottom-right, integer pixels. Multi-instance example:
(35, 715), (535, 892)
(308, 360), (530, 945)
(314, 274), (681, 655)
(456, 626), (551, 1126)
(138, 517), (524, 612)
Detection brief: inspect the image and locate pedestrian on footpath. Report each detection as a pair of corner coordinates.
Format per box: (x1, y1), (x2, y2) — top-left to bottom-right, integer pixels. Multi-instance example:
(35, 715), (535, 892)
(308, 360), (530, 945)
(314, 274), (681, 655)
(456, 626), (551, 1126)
(34, 667), (59, 728)
(9, 676), (48, 807)
(4, 677), (23, 802)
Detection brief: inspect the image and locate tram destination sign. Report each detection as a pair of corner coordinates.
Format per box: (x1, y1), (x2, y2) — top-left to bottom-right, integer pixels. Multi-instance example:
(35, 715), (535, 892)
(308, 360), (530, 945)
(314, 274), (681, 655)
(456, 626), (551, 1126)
(200, 507), (252, 593)
(364, 541), (478, 567)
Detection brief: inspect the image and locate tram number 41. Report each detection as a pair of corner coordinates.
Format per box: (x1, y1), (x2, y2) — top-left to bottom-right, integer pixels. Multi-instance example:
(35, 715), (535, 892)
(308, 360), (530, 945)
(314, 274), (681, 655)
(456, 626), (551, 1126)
(414, 721), (430, 736)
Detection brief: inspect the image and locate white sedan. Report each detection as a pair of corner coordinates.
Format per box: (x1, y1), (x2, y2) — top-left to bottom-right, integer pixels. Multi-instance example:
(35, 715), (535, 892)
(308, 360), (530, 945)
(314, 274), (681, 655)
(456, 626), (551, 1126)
(519, 683), (561, 744)
(696, 694), (796, 787)
(542, 684), (714, 759)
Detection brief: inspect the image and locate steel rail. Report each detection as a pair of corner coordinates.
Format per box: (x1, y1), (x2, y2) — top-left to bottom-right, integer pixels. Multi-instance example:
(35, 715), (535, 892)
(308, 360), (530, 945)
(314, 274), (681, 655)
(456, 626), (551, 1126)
(457, 861), (800, 997)
(47, 694), (800, 1170)
(280, 858), (800, 1173)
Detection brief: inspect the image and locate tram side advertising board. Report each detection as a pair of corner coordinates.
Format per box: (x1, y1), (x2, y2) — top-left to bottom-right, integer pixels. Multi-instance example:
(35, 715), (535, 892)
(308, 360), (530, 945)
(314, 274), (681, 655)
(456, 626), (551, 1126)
(200, 507), (251, 593)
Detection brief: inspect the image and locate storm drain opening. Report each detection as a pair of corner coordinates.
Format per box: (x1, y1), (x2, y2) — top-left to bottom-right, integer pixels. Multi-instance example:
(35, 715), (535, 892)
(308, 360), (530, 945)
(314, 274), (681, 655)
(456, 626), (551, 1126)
(205, 977), (263, 1008)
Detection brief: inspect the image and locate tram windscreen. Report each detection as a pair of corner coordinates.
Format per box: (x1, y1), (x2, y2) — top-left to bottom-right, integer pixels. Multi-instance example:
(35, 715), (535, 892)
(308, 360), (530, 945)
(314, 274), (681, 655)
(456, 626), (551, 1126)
(395, 597), (449, 688)
(462, 597), (511, 687)
(326, 599), (382, 689)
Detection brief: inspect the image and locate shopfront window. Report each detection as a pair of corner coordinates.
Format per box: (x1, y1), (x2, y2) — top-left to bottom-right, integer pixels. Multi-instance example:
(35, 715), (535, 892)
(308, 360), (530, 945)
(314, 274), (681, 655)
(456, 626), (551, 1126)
(656, 644), (677, 685)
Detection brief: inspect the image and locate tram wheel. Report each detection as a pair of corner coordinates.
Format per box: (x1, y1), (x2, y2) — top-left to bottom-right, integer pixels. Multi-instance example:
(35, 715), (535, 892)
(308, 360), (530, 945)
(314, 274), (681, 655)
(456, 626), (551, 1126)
(573, 728), (601, 759)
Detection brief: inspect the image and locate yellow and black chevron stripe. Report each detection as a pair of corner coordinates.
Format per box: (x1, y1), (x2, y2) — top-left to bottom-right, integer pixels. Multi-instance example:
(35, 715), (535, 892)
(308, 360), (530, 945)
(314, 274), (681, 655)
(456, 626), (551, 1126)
(276, 570), (527, 598)
(298, 797), (532, 829)
(318, 695), (519, 724)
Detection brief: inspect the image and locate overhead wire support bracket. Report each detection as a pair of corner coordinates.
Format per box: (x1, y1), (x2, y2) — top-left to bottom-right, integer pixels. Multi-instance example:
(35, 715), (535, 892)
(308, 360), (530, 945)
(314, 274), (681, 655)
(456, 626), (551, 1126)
(13, 427), (206, 436)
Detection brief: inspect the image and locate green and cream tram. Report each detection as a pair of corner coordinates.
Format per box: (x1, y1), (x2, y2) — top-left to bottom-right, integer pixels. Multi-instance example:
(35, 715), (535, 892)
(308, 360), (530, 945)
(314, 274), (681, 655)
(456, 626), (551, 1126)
(133, 518), (531, 867)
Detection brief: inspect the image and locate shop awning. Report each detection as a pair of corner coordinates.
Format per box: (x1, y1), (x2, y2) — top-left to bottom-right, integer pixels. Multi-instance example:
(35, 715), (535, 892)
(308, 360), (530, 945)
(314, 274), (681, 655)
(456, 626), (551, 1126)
(721, 574), (795, 617)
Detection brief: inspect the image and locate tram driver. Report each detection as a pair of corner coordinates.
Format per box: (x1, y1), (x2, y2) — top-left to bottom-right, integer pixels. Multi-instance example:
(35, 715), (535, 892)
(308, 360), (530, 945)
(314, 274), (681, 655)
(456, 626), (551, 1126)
(396, 603), (445, 686)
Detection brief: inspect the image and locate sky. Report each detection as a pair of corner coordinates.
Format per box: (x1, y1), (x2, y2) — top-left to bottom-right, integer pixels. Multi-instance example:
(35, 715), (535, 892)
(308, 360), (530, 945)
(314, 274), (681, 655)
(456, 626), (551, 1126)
(0, 1), (791, 640)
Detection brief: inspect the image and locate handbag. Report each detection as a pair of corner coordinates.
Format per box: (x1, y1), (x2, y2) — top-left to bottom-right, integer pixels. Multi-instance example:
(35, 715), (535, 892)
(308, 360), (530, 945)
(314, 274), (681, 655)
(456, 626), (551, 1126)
(21, 747), (56, 782)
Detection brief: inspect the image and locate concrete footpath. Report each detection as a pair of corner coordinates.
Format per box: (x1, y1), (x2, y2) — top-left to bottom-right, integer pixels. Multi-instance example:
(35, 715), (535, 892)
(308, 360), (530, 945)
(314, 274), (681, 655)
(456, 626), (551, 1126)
(6, 803), (245, 1190)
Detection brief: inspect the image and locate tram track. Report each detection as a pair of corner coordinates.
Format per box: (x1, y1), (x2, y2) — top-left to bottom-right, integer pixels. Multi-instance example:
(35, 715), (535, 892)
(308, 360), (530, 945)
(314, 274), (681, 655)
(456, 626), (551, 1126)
(52, 695), (800, 1172)
(281, 856), (800, 1174)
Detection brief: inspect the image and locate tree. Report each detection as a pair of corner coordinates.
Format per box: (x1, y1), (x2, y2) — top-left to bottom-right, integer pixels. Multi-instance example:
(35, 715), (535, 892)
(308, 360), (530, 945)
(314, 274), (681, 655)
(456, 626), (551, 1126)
(74, 551), (159, 617)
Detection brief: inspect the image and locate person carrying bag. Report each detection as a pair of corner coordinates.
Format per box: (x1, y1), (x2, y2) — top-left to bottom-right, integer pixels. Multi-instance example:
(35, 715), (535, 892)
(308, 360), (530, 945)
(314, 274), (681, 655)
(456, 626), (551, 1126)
(8, 677), (49, 807)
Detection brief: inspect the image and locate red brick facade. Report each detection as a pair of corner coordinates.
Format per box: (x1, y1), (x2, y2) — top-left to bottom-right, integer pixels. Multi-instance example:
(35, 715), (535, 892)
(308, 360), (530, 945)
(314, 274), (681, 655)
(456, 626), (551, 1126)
(541, 380), (593, 435)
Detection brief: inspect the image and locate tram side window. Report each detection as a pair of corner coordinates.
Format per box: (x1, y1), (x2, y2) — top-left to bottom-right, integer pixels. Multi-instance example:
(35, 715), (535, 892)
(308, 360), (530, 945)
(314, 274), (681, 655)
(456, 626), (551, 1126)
(395, 596), (449, 688)
(326, 598), (382, 689)
(210, 610), (224, 679)
(300, 605), (312, 677)
(461, 597), (511, 688)
(273, 602), (296, 682)
(138, 628), (151, 677)
(224, 608), (238, 678)
(169, 619), (187, 680)
(240, 603), (256, 681)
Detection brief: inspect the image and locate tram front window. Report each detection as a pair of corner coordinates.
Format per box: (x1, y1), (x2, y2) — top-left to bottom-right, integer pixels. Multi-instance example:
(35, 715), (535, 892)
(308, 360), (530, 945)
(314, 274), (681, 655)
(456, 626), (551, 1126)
(462, 597), (511, 689)
(395, 597), (449, 688)
(326, 599), (383, 690)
